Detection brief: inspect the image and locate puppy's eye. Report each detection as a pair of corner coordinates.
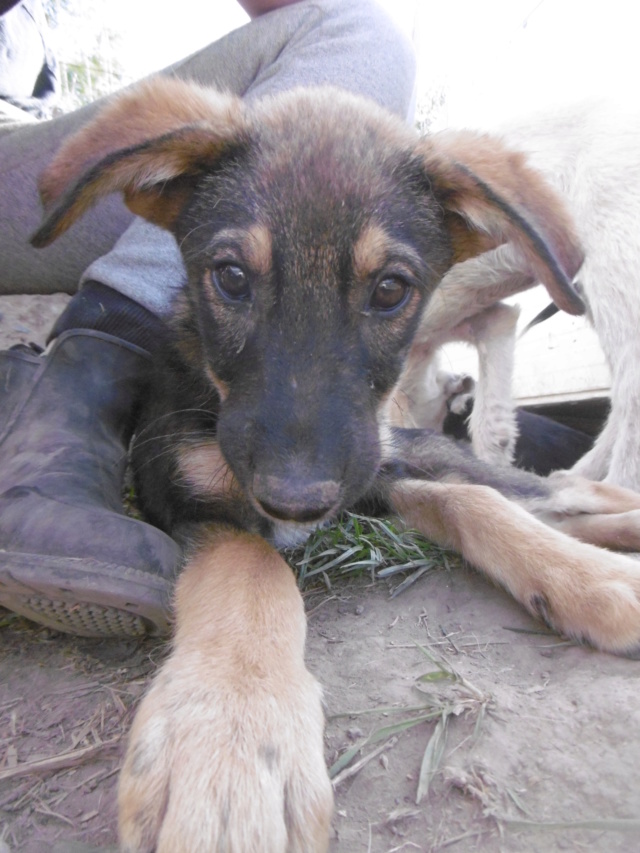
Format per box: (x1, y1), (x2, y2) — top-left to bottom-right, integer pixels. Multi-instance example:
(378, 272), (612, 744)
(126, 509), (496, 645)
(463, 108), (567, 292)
(369, 277), (411, 313)
(212, 263), (251, 303)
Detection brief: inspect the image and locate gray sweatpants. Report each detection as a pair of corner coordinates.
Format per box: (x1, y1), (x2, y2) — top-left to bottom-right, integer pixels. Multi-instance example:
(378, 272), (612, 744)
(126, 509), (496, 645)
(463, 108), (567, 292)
(0, 0), (416, 316)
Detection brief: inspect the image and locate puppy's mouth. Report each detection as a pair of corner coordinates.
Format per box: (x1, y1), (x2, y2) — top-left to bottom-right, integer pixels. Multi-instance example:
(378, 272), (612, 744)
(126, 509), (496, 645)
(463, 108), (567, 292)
(247, 474), (344, 551)
(270, 519), (325, 550)
(249, 473), (343, 526)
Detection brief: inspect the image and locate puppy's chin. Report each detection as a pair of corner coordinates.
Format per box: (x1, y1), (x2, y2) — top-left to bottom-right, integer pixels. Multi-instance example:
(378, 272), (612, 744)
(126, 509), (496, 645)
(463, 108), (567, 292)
(270, 520), (323, 550)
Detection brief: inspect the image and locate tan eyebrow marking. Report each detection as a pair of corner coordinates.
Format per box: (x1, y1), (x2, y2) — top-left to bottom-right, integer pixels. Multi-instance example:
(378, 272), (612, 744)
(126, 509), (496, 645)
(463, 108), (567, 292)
(212, 224), (273, 276)
(353, 223), (422, 280)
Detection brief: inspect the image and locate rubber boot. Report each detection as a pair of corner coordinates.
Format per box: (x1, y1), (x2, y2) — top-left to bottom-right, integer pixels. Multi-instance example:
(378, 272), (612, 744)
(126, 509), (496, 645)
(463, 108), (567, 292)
(0, 329), (181, 638)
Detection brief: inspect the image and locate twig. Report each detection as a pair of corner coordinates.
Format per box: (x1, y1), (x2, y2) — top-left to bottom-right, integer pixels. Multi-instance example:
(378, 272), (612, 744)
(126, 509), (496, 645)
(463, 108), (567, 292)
(34, 799), (75, 826)
(500, 817), (640, 832)
(0, 736), (121, 781)
(435, 829), (486, 849)
(332, 737), (397, 787)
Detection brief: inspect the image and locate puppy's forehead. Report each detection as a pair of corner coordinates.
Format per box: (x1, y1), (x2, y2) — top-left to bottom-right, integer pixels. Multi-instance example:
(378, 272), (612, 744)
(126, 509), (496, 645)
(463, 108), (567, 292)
(187, 90), (440, 277)
(252, 87), (416, 148)
(247, 89), (420, 207)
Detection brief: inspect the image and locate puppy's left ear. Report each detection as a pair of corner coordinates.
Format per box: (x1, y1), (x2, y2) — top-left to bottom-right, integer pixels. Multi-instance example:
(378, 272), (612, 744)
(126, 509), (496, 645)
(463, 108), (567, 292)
(31, 77), (248, 247)
(419, 130), (585, 315)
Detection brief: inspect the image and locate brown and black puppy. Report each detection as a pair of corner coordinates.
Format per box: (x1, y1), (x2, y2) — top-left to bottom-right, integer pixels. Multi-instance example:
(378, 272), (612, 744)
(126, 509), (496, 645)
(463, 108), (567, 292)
(33, 78), (640, 852)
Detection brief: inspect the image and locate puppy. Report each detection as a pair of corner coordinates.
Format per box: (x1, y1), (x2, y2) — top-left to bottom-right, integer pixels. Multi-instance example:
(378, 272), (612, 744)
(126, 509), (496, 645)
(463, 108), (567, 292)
(33, 78), (640, 853)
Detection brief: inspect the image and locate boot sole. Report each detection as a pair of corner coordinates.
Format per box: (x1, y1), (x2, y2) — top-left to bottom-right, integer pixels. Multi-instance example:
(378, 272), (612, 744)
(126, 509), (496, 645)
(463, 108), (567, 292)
(0, 552), (173, 638)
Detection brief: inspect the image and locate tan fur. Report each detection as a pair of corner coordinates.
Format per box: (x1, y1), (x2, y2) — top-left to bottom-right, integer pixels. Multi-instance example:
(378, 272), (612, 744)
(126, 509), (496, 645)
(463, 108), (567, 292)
(352, 224), (388, 277)
(119, 529), (332, 853)
(553, 510), (640, 550)
(391, 479), (640, 654)
(33, 80), (248, 246)
(352, 223), (422, 281)
(203, 225), (274, 279)
(177, 442), (241, 501)
(203, 363), (230, 401)
(39, 79), (245, 209)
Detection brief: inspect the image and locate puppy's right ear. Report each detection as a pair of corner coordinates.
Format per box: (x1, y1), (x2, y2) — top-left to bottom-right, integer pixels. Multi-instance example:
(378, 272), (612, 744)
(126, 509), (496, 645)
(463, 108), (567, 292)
(31, 77), (248, 247)
(418, 130), (586, 316)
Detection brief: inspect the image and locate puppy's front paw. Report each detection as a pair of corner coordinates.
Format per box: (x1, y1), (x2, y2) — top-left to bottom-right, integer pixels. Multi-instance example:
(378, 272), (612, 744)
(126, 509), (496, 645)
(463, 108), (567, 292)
(118, 659), (332, 853)
(528, 542), (640, 657)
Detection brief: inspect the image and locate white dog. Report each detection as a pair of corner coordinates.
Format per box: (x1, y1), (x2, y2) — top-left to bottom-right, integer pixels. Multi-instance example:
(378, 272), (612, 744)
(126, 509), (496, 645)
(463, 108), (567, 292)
(393, 99), (640, 490)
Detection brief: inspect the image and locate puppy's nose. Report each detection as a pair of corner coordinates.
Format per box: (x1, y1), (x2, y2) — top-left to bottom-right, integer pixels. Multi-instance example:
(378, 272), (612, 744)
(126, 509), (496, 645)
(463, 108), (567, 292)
(252, 474), (341, 523)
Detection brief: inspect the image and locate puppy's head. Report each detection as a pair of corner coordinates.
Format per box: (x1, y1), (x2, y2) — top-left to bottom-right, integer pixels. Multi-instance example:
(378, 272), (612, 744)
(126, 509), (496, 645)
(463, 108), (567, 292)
(33, 78), (584, 539)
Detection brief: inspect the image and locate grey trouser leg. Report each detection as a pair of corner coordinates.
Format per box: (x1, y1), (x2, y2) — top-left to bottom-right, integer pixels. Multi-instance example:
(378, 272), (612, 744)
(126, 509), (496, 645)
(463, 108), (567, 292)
(0, 0), (416, 313)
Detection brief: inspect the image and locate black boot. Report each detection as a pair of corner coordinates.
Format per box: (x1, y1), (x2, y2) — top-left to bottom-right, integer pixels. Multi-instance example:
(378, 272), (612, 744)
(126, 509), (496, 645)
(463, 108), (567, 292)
(0, 328), (180, 638)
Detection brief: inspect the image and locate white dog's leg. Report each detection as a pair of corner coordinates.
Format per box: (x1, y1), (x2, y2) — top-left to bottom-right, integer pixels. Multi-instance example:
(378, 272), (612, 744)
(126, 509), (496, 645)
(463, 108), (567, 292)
(569, 244), (640, 489)
(466, 302), (520, 465)
(387, 342), (449, 429)
(570, 418), (615, 482)
(392, 244), (534, 448)
(603, 339), (640, 490)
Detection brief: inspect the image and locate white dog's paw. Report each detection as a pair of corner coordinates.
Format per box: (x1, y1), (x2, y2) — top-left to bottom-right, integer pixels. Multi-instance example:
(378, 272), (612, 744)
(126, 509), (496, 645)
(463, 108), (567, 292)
(118, 660), (333, 853)
(468, 407), (517, 466)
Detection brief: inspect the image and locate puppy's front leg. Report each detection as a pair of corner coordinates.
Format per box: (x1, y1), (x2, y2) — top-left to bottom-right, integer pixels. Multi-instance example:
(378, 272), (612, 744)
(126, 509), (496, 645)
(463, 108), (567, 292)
(119, 528), (332, 853)
(391, 480), (640, 656)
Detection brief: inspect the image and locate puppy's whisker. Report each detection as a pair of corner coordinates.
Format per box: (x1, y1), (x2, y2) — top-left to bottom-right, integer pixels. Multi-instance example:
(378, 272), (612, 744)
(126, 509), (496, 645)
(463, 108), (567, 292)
(134, 406), (218, 435)
(133, 429), (215, 451)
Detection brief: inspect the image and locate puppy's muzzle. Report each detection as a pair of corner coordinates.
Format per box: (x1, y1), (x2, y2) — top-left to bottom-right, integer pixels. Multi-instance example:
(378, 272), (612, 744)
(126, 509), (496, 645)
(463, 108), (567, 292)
(252, 474), (341, 524)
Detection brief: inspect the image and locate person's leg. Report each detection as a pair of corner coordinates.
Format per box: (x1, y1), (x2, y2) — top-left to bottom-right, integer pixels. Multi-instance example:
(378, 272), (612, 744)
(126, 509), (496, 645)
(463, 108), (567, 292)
(0, 0), (416, 301)
(0, 0), (416, 636)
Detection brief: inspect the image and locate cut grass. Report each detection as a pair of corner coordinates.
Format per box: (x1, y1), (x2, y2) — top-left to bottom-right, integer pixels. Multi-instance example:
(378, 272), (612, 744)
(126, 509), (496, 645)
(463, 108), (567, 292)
(284, 511), (451, 593)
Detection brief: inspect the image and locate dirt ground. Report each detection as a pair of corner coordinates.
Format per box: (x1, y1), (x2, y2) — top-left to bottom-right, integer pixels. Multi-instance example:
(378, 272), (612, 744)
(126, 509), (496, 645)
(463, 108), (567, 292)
(1, 294), (640, 853)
